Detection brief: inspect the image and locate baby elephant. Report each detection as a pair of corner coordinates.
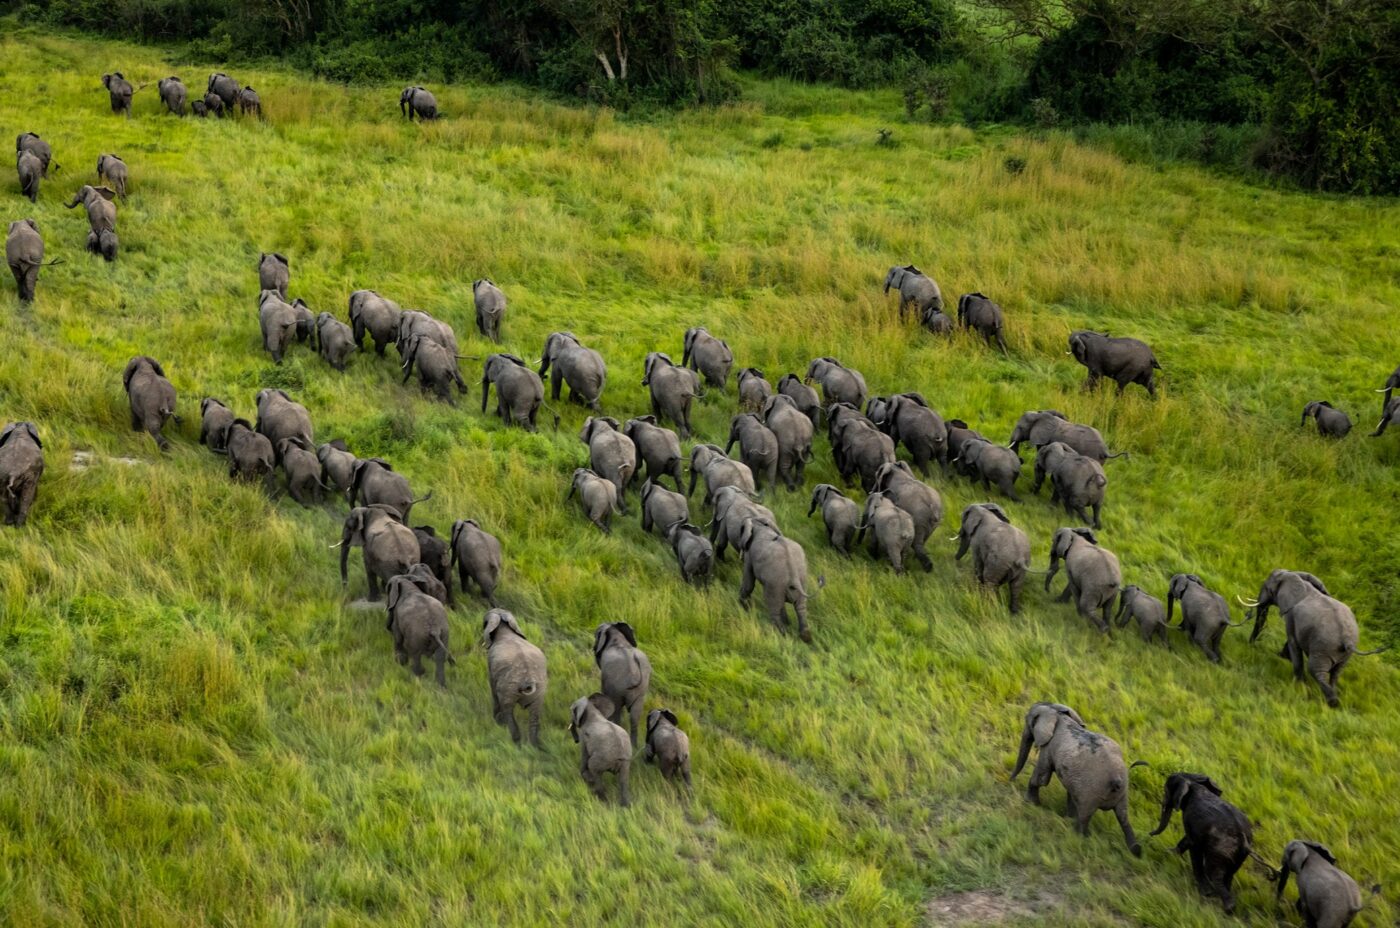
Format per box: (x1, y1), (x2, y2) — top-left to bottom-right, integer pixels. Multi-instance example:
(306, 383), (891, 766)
(277, 437), (324, 506)
(7, 219), (44, 302)
(640, 478), (688, 536)
(123, 356), (179, 451)
(1115, 585), (1170, 647)
(1149, 773), (1254, 914)
(857, 491), (915, 574)
(450, 518), (502, 607)
(645, 709), (693, 791)
(315, 313), (356, 371)
(570, 694), (632, 806)
(809, 483), (859, 555)
(482, 609), (547, 747)
(96, 154), (128, 200)
(1167, 573), (1241, 663)
(0, 422), (44, 526)
(199, 398), (236, 452)
(384, 574), (456, 687)
(666, 521), (714, 586)
(1276, 840), (1363, 928)
(1301, 401), (1351, 438)
(568, 468), (621, 533)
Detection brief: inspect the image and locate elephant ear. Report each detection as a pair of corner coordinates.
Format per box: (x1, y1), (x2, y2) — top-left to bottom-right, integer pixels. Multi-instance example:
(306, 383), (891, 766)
(500, 612), (526, 639)
(982, 503), (1011, 524)
(569, 701), (585, 742)
(24, 218), (39, 232)
(0, 425), (14, 448)
(587, 692), (616, 718)
(1167, 775), (1195, 809)
(93, 186), (117, 202)
(1030, 707), (1060, 747)
(122, 357), (144, 391)
(592, 625), (611, 664)
(386, 578), (406, 611)
(1191, 774), (1223, 796)
(1297, 572), (1330, 595)
(612, 622), (638, 647)
(656, 708), (678, 728)
(481, 610), (504, 641)
(1300, 841), (1337, 865)
(1073, 528), (1098, 545)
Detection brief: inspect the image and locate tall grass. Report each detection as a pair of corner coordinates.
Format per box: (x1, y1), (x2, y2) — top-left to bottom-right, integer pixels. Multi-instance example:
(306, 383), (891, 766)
(1, 22), (1398, 927)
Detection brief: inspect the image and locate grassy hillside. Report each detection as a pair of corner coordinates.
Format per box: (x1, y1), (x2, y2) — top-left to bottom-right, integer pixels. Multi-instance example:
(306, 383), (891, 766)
(2, 23), (1399, 928)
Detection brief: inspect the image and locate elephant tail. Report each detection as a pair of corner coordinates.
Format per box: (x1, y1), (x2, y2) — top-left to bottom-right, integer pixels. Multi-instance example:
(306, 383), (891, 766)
(1103, 450), (1130, 460)
(518, 681), (539, 697)
(1353, 645), (1390, 657)
(1151, 357), (1163, 370)
(431, 630), (457, 666)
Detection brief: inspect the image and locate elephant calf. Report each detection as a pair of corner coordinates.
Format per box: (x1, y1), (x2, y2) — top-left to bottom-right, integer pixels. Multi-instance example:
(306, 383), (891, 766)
(688, 444), (755, 505)
(640, 478), (688, 536)
(777, 374), (821, 429)
(258, 252), (289, 298)
(7, 219), (44, 302)
(645, 709), (693, 791)
(809, 484), (858, 555)
(1034, 441), (1105, 527)
(738, 519), (811, 643)
(569, 468), (621, 533)
(483, 610), (547, 747)
(570, 694), (632, 806)
(473, 278), (506, 342)
(101, 72), (134, 116)
(412, 526), (452, 603)
(123, 356), (179, 451)
(278, 437), (324, 507)
(237, 86), (262, 118)
(872, 461), (940, 571)
(624, 416), (683, 491)
(17, 150), (42, 203)
(581, 417), (636, 511)
(1069, 330), (1161, 398)
(385, 574), (456, 687)
(1167, 573), (1241, 663)
(857, 492), (915, 574)
(317, 440), (358, 494)
(200, 398), (235, 452)
(1276, 840), (1363, 928)
(222, 419), (275, 488)
(955, 503), (1030, 613)
(1044, 528), (1120, 633)
(725, 413), (778, 492)
(65, 186), (118, 262)
(667, 522), (714, 586)
(737, 368), (772, 410)
(1301, 401), (1352, 438)
(315, 313), (356, 371)
(450, 518), (502, 607)
(96, 154), (127, 200)
(594, 622), (651, 746)
(1149, 773), (1254, 914)
(0, 422), (44, 527)
(955, 437), (1022, 501)
(1115, 585), (1169, 646)
(341, 505), (419, 601)
(957, 293), (1008, 353)
(400, 86), (438, 121)
(403, 562), (449, 607)
(402, 334), (467, 404)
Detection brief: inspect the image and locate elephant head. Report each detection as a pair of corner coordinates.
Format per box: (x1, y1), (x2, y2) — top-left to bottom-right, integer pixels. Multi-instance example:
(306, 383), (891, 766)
(1166, 573), (1205, 622)
(883, 265), (913, 294)
(865, 396), (891, 430)
(959, 502), (1010, 537)
(481, 608), (526, 644)
(737, 516), (781, 553)
(579, 416), (620, 444)
(647, 708), (679, 735)
(1276, 841), (1336, 898)
(569, 693), (616, 743)
(593, 622), (638, 665)
(1300, 401), (1334, 426)
(1008, 410), (1063, 452)
(1010, 702), (1084, 778)
(680, 328), (708, 367)
(641, 351), (675, 386)
(0, 422), (41, 450)
(566, 467), (596, 500)
(1243, 568), (1328, 641)
(1149, 772), (1223, 836)
(1045, 527), (1097, 591)
(539, 331), (579, 375)
(1376, 365), (1400, 405)
(65, 185), (116, 210)
(122, 356), (165, 393)
(808, 483), (844, 516)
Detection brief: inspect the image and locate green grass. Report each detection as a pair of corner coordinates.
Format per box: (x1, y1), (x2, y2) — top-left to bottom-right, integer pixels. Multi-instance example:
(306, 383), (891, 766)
(2, 23), (1399, 928)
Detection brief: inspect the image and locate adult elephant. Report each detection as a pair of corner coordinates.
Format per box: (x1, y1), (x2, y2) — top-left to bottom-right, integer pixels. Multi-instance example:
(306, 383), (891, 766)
(400, 86), (438, 120)
(208, 73), (240, 109)
(259, 253), (289, 298)
(482, 354), (544, 430)
(623, 416), (683, 491)
(473, 279), (506, 342)
(348, 289), (402, 356)
(0, 422), (44, 527)
(776, 374), (821, 429)
(642, 352), (702, 438)
(236, 86), (262, 118)
(7, 220), (44, 302)
(396, 309), (458, 359)
(882, 392), (947, 474)
(955, 437), (1022, 501)
(725, 413), (778, 492)
(1149, 773), (1254, 914)
(1301, 401), (1352, 438)
(123, 356), (178, 451)
(681, 327), (733, 390)
(830, 414), (895, 491)
(1243, 569), (1387, 707)
(955, 503), (1030, 613)
(350, 458), (430, 521)
(255, 389), (312, 459)
(1168, 574), (1240, 664)
(738, 519), (812, 643)
(956, 293), (1008, 353)
(481, 609), (547, 747)
(539, 332), (605, 409)
(1069, 330), (1161, 398)
(17, 150), (42, 203)
(871, 462), (940, 572)
(101, 73), (135, 116)
(761, 394), (814, 490)
(737, 368), (772, 411)
(401, 334), (467, 404)
(805, 357), (867, 409)
(580, 417), (636, 509)
(1034, 441), (1106, 528)
(65, 186), (118, 261)
(16, 133), (55, 176)
(1370, 396), (1400, 437)
(1044, 528), (1120, 633)
(687, 444), (755, 505)
(339, 504), (419, 601)
(709, 485), (774, 563)
(593, 622), (651, 746)
(257, 291), (300, 364)
(1009, 410), (1123, 462)
(1276, 841), (1363, 928)
(856, 492), (914, 573)
(157, 76), (187, 115)
(883, 265), (942, 320)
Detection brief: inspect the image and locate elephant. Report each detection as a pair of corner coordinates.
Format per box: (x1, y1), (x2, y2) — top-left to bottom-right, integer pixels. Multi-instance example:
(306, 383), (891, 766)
(805, 357), (867, 409)
(1069, 330), (1161, 398)
(955, 503), (1030, 613)
(642, 352), (702, 438)
(1378, 363), (1400, 408)
(157, 76), (186, 115)
(884, 264), (942, 320)
(954, 437), (1022, 500)
(350, 458), (429, 521)
(202, 93), (225, 117)
(682, 326), (733, 389)
(411, 525), (452, 603)
(1044, 528), (1121, 633)
(317, 440), (358, 494)
(192, 99), (208, 117)
(101, 73), (134, 116)
(865, 396), (891, 430)
(207, 73), (240, 109)
(1011, 702), (1142, 856)
(761, 393), (815, 490)
(1301, 401), (1351, 438)
(16, 133), (55, 176)
(402, 334), (467, 404)
(539, 332), (605, 409)
(1149, 773), (1254, 914)
(277, 437), (324, 507)
(384, 574), (455, 686)
(856, 492), (915, 574)
(482, 609), (547, 747)
(473, 279), (506, 342)
(258, 253), (289, 298)
(199, 398), (236, 452)
(956, 293), (1008, 353)
(1008, 410), (1123, 462)
(85, 228), (119, 263)
(830, 414), (895, 490)
(640, 479), (689, 536)
(594, 622), (651, 745)
(347, 290), (403, 356)
(400, 86), (438, 121)
(871, 461), (941, 571)
(340, 504), (419, 600)
(1115, 585), (1170, 646)
(725, 413), (779, 491)
(17, 150), (42, 203)
(570, 694), (632, 806)
(255, 389), (313, 460)
(236, 86), (262, 118)
(0, 422), (44, 527)
(65, 187), (117, 248)
(738, 518), (811, 642)
(624, 416), (683, 491)
(7, 219), (44, 302)
(777, 373), (821, 428)
(922, 307), (954, 334)
(315, 313), (356, 371)
(809, 484), (859, 555)
(481, 354), (544, 430)
(645, 709), (693, 791)
(450, 518), (502, 607)
(1033, 441), (1107, 528)
(1368, 397), (1400, 437)
(687, 444), (755, 505)
(945, 418), (985, 465)
(569, 468), (620, 533)
(221, 419), (275, 487)
(1276, 840), (1363, 928)
(258, 291), (300, 363)
(292, 301), (319, 347)
(397, 309), (458, 359)
(882, 392), (947, 474)
(667, 521), (714, 586)
(1167, 573), (1241, 663)
(122, 356), (178, 451)
(1243, 569), (1387, 707)
(709, 484), (775, 563)
(580, 417), (636, 510)
(737, 368), (772, 410)
(402, 562), (448, 607)
(95, 154), (127, 200)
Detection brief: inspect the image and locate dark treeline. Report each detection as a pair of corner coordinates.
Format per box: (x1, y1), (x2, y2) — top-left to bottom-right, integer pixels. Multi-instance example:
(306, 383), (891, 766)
(12, 0), (1399, 193)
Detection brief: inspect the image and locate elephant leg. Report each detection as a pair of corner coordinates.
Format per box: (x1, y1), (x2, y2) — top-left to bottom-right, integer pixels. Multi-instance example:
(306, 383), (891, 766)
(629, 698), (643, 747)
(915, 543), (932, 573)
(1287, 639), (1306, 680)
(1001, 478), (1020, 502)
(581, 767), (606, 801)
(1056, 580), (1074, 603)
(617, 763), (632, 808)
(889, 546), (904, 574)
(1075, 505), (1092, 526)
(506, 704), (523, 743)
(1026, 753), (1054, 804)
(1008, 576), (1024, 614)
(764, 586), (788, 633)
(366, 568), (381, 601)
(434, 652), (447, 687)
(411, 654), (426, 677)
(1114, 801), (1142, 856)
(528, 702), (542, 748)
(1065, 792), (1078, 824)
(1308, 654), (1340, 707)
(792, 595), (811, 643)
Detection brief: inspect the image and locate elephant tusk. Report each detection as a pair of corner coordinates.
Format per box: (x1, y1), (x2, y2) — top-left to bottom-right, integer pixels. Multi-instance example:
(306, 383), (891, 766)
(1376, 388), (1390, 392)
(328, 541), (343, 548)
(1235, 595), (1259, 607)
(947, 534), (960, 541)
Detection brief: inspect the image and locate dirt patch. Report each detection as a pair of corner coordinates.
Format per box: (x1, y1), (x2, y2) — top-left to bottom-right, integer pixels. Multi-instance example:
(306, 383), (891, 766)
(70, 451), (144, 472)
(925, 889), (1060, 925)
(345, 599), (385, 613)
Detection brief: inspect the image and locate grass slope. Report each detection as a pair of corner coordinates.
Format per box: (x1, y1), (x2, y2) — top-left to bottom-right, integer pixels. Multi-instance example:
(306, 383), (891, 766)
(2, 24), (1399, 928)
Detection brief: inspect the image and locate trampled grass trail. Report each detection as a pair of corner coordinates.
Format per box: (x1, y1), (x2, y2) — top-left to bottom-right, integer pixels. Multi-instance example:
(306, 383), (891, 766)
(1, 22), (1398, 927)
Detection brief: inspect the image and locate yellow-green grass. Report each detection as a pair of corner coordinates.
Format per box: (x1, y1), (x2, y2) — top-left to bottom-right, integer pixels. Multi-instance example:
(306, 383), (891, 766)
(2, 22), (1398, 928)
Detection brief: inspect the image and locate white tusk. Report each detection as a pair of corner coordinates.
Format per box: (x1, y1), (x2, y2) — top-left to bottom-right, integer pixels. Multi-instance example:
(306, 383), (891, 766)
(1376, 388), (1390, 393)
(1235, 595), (1258, 607)
(328, 541), (343, 548)
(948, 534), (960, 541)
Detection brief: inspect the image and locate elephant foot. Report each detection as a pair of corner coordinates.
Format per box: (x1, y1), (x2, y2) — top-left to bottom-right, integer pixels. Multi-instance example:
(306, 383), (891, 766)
(798, 626), (813, 644)
(1129, 843), (1142, 858)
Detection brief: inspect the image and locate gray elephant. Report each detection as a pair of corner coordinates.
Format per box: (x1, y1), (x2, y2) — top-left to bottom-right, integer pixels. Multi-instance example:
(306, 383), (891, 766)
(594, 622), (651, 745)
(95, 154), (127, 200)
(624, 416), (683, 491)
(830, 414), (895, 490)
(667, 521), (714, 586)
(882, 392), (947, 474)
(402, 562), (448, 607)
(340, 504), (419, 600)
(805, 357), (867, 409)
(1167, 573), (1240, 663)
(956, 293), (1008, 353)
(580, 417), (636, 510)
(645, 709), (693, 791)
(411, 525), (452, 603)
(0, 422), (44, 527)
(1276, 840), (1363, 928)
(317, 440), (358, 494)
(101, 72), (134, 115)
(682, 327), (733, 389)
(737, 368), (772, 410)
(202, 92), (225, 117)
(255, 389), (313, 459)
(777, 373), (821, 428)
(1301, 401), (1351, 438)
(642, 352), (702, 438)
(221, 419), (275, 487)
(1115, 585), (1170, 647)
(738, 519), (811, 642)
(400, 86), (438, 120)
(945, 418), (985, 464)
(208, 73), (240, 109)
(857, 492), (915, 573)
(450, 518), (503, 607)
(1371, 397), (1400, 437)
(277, 437), (324, 506)
(687, 444), (755, 505)
(482, 609), (547, 747)
(570, 694), (632, 806)
(16, 133), (55, 176)
(761, 393), (814, 490)
(315, 313), (356, 371)
(922, 307), (955, 334)
(65, 186), (117, 260)
(955, 437), (1022, 500)
(17, 150), (42, 203)
(122, 356), (178, 451)
(809, 484), (859, 555)
(258, 291), (300, 364)
(385, 574), (455, 686)
(473, 278), (505, 342)
(1244, 569), (1386, 707)
(540, 332), (605, 409)
(1009, 410), (1123, 462)
(350, 458), (429, 521)
(1011, 702), (1142, 856)
(1149, 773), (1253, 914)
(1069, 330), (1161, 398)
(7, 219), (44, 302)
(348, 290), (403, 356)
(402, 334), (467, 404)
(481, 354), (544, 430)
(397, 309), (458, 358)
(292, 300), (318, 345)
(191, 99), (208, 117)
(569, 467), (620, 533)
(955, 503), (1030, 613)
(640, 478), (688, 536)
(199, 398), (236, 452)
(884, 264), (942, 320)
(1034, 441), (1107, 528)
(258, 252), (289, 298)
(871, 461), (940, 571)
(157, 76), (186, 115)
(1044, 528), (1121, 633)
(707, 484), (771, 560)
(725, 413), (778, 491)
(236, 86), (262, 118)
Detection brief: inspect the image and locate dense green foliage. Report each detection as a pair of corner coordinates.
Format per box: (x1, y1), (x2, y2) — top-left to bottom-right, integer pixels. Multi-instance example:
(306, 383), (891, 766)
(3, 28), (1400, 927)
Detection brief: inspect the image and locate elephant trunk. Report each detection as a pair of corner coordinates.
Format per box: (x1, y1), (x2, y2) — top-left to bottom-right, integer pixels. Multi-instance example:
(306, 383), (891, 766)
(1249, 602), (1271, 642)
(1043, 555), (1060, 593)
(1148, 792), (1175, 837)
(1166, 591), (1176, 624)
(1275, 859), (1291, 898)
(1010, 722), (1033, 778)
(479, 375), (490, 414)
(339, 526), (351, 587)
(1113, 595), (1129, 626)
